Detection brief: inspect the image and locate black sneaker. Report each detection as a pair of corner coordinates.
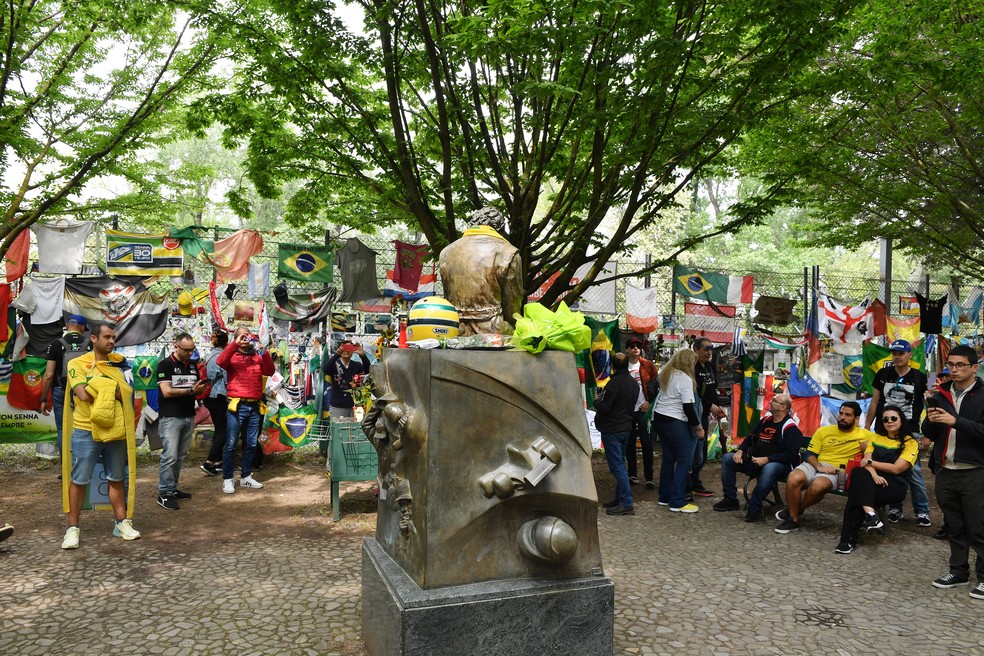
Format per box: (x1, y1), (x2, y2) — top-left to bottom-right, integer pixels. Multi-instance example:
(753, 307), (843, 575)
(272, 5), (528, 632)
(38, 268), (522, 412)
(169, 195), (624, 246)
(834, 541), (855, 554)
(775, 508), (789, 521)
(970, 583), (984, 600)
(200, 462), (220, 476)
(157, 494), (180, 511)
(628, 476), (639, 485)
(603, 498), (620, 508)
(685, 494), (695, 503)
(605, 505), (635, 516)
(645, 479), (656, 489)
(933, 573), (969, 588)
(713, 498), (741, 512)
(915, 514), (932, 527)
(173, 490), (192, 500)
(775, 518), (800, 534)
(933, 527), (949, 541)
(744, 509), (765, 523)
(863, 512), (884, 533)
(887, 509), (903, 523)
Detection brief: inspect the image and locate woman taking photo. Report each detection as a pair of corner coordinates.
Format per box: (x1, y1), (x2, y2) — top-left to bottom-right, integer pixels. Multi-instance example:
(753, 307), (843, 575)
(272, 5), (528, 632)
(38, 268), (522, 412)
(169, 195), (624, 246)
(835, 404), (918, 554)
(653, 348), (702, 513)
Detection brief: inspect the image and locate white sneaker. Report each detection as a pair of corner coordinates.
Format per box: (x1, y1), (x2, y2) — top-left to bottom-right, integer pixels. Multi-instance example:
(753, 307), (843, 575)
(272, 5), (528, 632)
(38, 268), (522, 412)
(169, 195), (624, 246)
(61, 526), (80, 549)
(113, 519), (141, 541)
(240, 475), (264, 489)
(222, 478), (235, 494)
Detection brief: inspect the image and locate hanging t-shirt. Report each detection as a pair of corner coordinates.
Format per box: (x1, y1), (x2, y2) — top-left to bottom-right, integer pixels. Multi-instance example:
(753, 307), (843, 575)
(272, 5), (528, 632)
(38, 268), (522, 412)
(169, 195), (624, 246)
(28, 275), (65, 324)
(32, 220), (94, 274)
(916, 292), (946, 334)
(393, 241), (429, 293)
(20, 314), (64, 358)
(336, 238), (381, 302)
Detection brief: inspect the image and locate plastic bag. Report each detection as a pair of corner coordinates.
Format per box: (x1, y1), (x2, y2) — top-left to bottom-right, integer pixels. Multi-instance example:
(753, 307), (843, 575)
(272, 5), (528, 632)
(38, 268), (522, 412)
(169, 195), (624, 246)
(511, 302), (592, 354)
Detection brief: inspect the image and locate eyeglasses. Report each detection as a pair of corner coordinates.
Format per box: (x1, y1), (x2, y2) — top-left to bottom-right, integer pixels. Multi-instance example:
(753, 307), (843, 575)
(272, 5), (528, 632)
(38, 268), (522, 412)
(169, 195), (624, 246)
(175, 346), (194, 353)
(945, 362), (975, 370)
(881, 416), (900, 423)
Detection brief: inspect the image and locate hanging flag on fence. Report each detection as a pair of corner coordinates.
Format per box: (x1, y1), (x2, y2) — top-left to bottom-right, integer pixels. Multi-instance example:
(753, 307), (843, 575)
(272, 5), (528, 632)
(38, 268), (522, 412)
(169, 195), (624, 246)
(672, 265), (753, 305)
(4, 229), (30, 282)
(761, 335), (809, 351)
(248, 262), (271, 297)
(131, 356), (159, 391)
(887, 315), (920, 344)
(7, 356), (49, 410)
(384, 268), (436, 301)
(862, 339), (926, 394)
(278, 244), (335, 283)
(817, 291), (872, 343)
(213, 229), (264, 283)
(277, 404), (319, 448)
(625, 283), (660, 334)
(62, 276), (169, 347)
(684, 302), (736, 343)
(106, 231), (184, 277)
(268, 286), (337, 326)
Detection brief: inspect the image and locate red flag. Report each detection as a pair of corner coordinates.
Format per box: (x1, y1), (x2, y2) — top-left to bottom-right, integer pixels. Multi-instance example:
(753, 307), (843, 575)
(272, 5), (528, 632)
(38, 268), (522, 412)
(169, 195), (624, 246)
(0, 284), (10, 341)
(869, 298), (887, 337)
(393, 241), (429, 293)
(4, 229), (30, 282)
(209, 281), (230, 332)
(8, 356), (50, 410)
(790, 395), (821, 437)
(212, 229), (264, 283)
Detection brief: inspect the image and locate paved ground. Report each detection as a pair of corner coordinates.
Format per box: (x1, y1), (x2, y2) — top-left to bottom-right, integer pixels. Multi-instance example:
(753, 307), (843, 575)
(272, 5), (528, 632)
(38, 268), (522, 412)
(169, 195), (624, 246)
(2, 459), (983, 655)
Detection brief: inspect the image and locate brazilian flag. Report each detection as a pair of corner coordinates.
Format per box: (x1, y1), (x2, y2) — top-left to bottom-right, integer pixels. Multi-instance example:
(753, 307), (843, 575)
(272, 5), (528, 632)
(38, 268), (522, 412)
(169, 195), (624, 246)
(277, 404), (319, 447)
(577, 317), (619, 409)
(278, 244), (334, 283)
(131, 356), (159, 390)
(862, 339), (926, 394)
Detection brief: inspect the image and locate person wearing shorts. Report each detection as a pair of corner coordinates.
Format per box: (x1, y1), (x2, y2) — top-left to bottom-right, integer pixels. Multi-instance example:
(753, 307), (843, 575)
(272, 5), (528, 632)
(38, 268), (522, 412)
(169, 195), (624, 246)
(60, 324), (140, 549)
(775, 401), (872, 534)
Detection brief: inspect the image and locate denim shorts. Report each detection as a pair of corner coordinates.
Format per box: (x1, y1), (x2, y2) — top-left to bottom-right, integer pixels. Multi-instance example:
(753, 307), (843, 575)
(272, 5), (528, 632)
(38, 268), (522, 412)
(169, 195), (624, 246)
(70, 428), (127, 485)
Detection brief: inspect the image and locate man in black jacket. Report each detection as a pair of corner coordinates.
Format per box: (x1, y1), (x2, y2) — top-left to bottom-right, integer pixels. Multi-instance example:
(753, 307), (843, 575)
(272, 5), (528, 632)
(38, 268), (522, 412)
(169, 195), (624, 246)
(691, 338), (728, 496)
(595, 353), (640, 516)
(923, 345), (984, 599)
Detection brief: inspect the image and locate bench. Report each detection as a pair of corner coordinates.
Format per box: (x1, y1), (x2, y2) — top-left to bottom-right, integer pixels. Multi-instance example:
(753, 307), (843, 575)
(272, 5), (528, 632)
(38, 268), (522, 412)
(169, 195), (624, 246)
(740, 435), (850, 509)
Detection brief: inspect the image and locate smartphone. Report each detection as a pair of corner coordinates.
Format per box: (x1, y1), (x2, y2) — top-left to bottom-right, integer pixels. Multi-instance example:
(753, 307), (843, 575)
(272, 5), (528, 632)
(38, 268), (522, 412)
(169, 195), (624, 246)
(925, 395), (940, 409)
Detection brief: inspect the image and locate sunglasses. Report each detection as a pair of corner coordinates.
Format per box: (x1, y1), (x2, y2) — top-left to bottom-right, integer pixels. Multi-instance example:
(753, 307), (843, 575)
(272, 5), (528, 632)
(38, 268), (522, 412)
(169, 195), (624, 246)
(881, 416), (901, 422)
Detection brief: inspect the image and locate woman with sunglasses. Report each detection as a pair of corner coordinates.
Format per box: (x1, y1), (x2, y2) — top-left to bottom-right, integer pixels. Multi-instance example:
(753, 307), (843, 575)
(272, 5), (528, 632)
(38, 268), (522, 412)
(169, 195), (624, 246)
(834, 404), (919, 554)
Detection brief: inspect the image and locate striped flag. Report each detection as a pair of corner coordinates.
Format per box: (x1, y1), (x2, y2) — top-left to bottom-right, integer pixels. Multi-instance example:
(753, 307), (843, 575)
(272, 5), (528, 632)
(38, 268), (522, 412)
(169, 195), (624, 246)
(625, 283), (660, 334)
(384, 268), (436, 301)
(732, 325), (747, 357)
(672, 265), (753, 304)
(62, 276), (168, 347)
(106, 231), (184, 277)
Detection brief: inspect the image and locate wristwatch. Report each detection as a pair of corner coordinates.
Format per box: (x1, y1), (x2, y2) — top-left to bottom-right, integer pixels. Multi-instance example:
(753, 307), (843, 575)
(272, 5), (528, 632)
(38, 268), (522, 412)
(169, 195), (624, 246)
(865, 458), (873, 467)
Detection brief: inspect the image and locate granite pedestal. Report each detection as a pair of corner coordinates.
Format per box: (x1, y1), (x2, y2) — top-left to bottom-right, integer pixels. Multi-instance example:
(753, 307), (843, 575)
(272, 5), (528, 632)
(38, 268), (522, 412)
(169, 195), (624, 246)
(362, 538), (614, 656)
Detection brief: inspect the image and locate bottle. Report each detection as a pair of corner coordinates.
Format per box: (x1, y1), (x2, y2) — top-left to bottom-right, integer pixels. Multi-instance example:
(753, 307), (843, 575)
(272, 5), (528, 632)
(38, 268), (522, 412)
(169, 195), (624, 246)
(836, 464), (847, 492)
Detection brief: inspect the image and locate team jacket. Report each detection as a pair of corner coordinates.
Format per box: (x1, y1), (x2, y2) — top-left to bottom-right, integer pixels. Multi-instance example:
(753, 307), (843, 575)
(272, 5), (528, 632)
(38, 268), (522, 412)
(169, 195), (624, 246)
(922, 378), (984, 470)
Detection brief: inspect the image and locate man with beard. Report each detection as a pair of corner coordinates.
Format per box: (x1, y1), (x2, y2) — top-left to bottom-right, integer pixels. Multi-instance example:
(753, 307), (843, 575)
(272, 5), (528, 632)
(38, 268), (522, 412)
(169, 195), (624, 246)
(775, 401), (872, 534)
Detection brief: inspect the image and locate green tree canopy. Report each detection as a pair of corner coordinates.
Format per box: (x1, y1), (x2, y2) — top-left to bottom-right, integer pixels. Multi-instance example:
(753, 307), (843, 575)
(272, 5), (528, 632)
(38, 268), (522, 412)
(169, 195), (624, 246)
(739, 0), (984, 278)
(0, 0), (225, 261)
(192, 0), (861, 305)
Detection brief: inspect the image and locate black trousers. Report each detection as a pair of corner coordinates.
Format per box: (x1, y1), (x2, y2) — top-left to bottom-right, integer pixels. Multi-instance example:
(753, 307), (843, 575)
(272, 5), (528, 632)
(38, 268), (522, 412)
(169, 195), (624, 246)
(936, 467), (984, 581)
(840, 467), (907, 543)
(625, 410), (653, 481)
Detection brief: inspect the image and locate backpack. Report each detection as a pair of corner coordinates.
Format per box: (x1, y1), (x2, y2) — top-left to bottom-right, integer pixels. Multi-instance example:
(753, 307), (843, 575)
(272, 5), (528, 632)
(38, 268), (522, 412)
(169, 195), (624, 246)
(59, 334), (90, 382)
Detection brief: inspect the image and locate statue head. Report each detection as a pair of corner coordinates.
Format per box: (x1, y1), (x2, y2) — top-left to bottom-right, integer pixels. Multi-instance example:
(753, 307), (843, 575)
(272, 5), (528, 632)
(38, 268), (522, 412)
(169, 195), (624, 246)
(470, 206), (506, 232)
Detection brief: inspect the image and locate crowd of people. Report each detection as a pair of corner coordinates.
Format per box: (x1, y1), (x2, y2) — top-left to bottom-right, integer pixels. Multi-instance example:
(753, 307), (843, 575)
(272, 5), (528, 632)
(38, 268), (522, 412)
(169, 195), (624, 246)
(595, 341), (984, 602)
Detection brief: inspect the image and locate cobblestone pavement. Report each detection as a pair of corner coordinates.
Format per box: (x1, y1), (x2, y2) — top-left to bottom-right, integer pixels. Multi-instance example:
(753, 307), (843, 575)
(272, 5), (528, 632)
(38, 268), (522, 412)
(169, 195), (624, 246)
(2, 488), (982, 654)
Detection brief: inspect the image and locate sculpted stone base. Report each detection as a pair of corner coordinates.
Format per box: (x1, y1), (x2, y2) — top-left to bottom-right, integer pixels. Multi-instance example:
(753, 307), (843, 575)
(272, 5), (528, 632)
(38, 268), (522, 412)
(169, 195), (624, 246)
(361, 538), (614, 656)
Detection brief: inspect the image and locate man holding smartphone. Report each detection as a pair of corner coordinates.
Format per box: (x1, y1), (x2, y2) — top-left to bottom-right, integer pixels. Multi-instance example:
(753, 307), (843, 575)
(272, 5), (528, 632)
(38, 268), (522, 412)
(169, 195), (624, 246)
(156, 332), (207, 510)
(923, 345), (984, 600)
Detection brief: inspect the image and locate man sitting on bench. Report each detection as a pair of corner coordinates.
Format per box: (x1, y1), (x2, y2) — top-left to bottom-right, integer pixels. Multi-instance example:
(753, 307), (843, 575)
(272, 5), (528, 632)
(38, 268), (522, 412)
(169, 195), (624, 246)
(775, 401), (872, 534)
(713, 394), (802, 522)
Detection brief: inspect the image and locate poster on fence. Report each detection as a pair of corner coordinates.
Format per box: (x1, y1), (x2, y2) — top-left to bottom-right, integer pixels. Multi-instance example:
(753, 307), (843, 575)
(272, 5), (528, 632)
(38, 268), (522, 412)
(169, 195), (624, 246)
(0, 392), (56, 443)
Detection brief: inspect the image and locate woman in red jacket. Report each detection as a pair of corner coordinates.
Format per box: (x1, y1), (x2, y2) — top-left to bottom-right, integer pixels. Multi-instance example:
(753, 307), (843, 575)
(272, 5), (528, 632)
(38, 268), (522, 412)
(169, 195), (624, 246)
(216, 327), (275, 494)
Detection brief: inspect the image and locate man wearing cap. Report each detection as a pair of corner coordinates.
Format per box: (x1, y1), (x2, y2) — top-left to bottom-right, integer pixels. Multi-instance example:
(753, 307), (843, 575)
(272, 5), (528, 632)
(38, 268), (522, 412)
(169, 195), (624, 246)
(864, 338), (931, 526)
(155, 332), (207, 510)
(691, 337), (728, 496)
(623, 338), (658, 488)
(39, 315), (91, 460)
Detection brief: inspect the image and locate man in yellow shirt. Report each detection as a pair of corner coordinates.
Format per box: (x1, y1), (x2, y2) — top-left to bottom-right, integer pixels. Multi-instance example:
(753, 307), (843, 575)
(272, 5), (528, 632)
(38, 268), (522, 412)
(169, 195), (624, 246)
(60, 324), (140, 549)
(775, 401), (872, 534)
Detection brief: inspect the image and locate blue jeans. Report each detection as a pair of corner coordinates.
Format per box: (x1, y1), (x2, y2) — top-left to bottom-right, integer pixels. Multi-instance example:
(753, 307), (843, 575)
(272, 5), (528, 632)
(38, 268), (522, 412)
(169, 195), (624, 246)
(224, 403), (261, 480)
(889, 458), (930, 516)
(69, 428), (127, 485)
(720, 452), (789, 513)
(655, 418), (696, 509)
(601, 431), (633, 508)
(625, 410), (653, 481)
(159, 416), (194, 494)
(52, 386), (66, 455)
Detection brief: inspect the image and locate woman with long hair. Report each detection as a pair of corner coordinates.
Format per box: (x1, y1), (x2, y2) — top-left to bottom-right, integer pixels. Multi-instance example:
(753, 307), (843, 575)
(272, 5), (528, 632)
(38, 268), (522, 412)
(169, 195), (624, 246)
(835, 404), (918, 554)
(652, 348), (702, 513)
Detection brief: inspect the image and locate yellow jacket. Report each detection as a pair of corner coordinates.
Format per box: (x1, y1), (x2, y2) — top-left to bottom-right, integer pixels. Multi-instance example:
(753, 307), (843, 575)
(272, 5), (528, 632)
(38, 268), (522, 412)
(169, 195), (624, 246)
(84, 376), (132, 442)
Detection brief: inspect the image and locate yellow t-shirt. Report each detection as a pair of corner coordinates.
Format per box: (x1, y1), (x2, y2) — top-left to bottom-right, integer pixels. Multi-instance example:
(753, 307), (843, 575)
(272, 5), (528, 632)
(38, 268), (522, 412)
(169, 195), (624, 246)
(865, 433), (919, 467)
(65, 352), (130, 432)
(807, 424), (873, 468)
